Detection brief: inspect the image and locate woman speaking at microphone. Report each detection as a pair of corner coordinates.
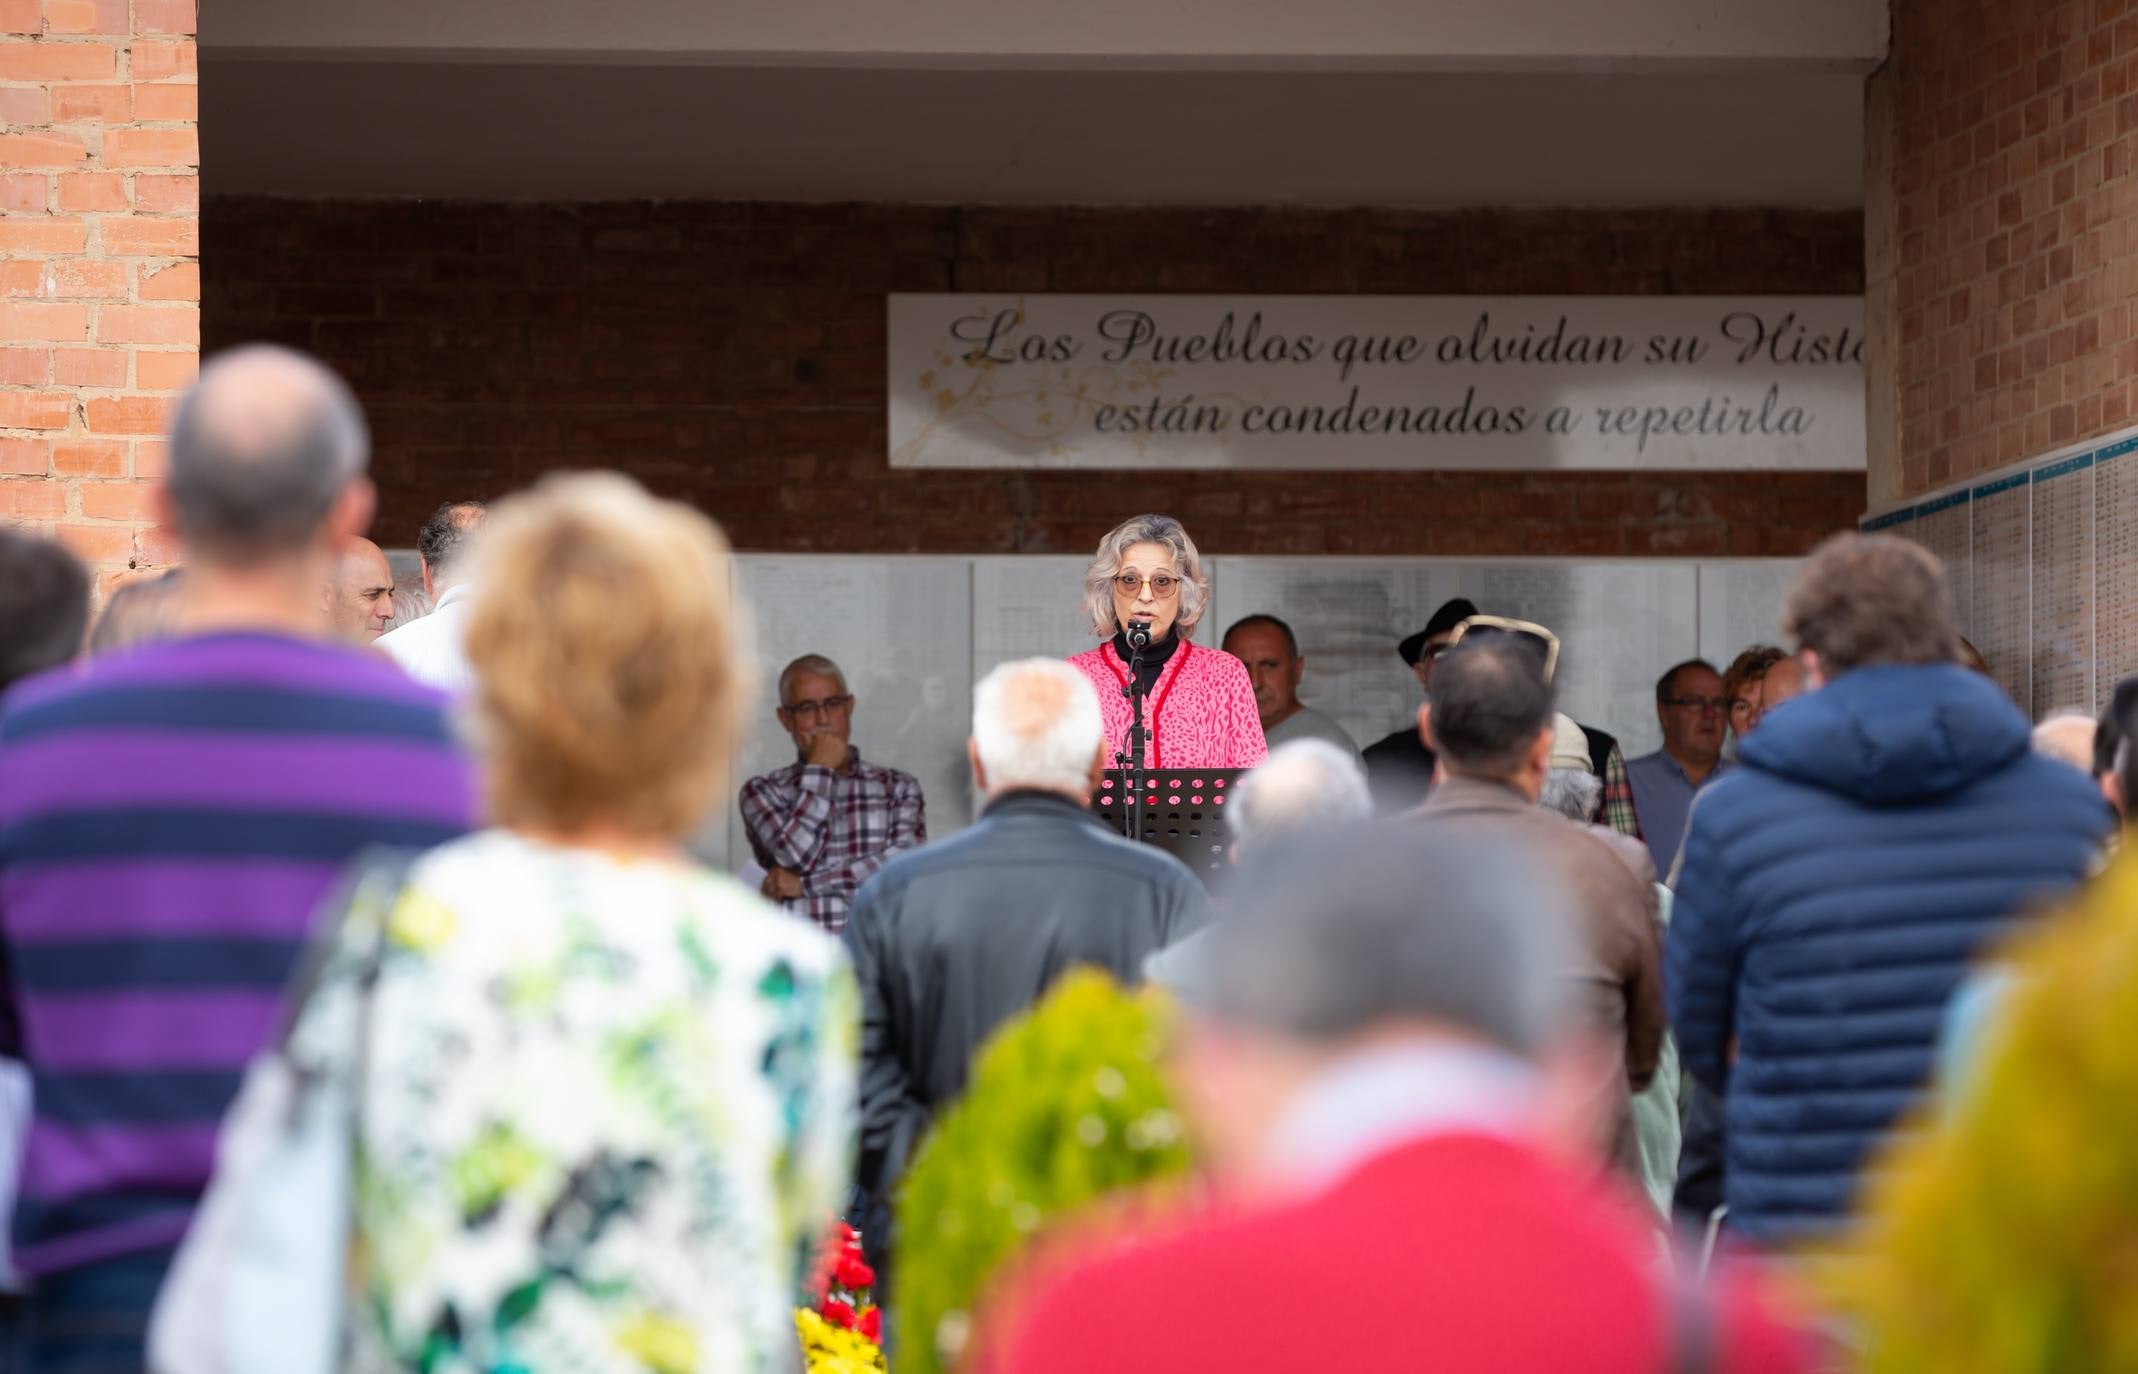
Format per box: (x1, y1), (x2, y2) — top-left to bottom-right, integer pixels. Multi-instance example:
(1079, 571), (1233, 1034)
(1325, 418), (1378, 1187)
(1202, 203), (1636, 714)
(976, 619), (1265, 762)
(1066, 513), (1268, 770)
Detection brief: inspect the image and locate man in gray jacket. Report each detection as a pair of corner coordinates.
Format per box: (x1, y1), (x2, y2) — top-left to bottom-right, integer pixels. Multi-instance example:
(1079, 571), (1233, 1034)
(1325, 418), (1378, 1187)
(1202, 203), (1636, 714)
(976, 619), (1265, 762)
(846, 656), (1210, 1273)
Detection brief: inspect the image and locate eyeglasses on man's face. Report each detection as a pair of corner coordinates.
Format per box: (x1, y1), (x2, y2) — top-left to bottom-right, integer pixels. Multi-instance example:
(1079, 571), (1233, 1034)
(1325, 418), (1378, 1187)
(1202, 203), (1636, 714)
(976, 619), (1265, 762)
(1665, 695), (1728, 715)
(783, 694), (854, 723)
(1114, 571), (1181, 599)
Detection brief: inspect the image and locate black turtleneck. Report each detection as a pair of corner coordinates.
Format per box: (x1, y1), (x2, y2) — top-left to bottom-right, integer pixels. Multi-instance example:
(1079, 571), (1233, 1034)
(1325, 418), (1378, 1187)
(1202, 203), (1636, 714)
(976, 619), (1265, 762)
(1112, 624), (1180, 697)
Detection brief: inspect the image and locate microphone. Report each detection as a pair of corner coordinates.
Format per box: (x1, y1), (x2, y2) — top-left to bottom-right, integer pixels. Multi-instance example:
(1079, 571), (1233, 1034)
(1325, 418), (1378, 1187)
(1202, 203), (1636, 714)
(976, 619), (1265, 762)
(1126, 619), (1152, 651)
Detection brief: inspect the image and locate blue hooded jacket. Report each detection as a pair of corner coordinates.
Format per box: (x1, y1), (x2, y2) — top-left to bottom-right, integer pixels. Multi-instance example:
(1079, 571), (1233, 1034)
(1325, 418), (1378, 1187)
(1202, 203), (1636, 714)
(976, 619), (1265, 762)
(1665, 662), (2107, 1242)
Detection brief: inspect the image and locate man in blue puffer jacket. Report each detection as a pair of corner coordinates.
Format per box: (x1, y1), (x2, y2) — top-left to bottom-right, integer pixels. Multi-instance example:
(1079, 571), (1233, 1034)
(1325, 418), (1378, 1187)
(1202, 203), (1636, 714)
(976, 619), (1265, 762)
(1667, 533), (2110, 1245)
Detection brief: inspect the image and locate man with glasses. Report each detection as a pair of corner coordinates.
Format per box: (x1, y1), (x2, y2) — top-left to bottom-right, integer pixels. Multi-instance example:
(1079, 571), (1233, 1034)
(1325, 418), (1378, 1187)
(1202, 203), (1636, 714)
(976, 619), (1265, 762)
(1627, 660), (1730, 879)
(740, 653), (926, 932)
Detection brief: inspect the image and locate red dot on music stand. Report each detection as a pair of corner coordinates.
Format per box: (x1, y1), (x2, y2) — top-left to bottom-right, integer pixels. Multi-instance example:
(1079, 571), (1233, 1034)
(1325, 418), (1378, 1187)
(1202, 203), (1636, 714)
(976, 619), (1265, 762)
(1214, 794), (1225, 804)
(1190, 795), (1203, 805)
(1167, 793), (1181, 804)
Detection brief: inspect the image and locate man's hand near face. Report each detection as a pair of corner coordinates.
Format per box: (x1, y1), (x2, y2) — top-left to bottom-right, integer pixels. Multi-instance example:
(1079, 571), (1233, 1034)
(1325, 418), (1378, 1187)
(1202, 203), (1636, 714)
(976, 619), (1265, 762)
(803, 730), (851, 771)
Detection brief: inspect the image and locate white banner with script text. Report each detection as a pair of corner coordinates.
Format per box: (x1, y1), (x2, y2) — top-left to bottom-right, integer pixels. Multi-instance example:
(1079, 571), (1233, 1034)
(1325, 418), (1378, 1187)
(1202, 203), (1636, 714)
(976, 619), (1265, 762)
(887, 294), (1865, 471)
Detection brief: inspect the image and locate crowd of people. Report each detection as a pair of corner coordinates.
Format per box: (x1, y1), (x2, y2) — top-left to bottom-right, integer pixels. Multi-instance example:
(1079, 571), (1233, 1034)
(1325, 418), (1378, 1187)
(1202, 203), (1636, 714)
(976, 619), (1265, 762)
(0, 341), (2131, 1372)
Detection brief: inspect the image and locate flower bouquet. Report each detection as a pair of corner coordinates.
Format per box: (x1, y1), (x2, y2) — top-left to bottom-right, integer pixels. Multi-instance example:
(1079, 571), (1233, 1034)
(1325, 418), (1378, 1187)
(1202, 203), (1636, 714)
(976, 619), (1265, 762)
(796, 1220), (887, 1373)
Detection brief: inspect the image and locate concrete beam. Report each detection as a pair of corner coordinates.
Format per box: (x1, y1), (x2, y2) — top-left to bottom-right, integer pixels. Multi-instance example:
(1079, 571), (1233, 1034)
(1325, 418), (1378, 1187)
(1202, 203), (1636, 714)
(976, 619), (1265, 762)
(203, 0), (1889, 70)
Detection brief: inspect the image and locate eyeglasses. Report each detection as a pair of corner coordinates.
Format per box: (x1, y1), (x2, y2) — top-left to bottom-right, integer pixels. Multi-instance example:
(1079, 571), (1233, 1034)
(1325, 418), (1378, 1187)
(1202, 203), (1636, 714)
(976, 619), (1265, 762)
(784, 694), (853, 723)
(1114, 572), (1181, 599)
(1443, 615), (1560, 682)
(1665, 696), (1728, 715)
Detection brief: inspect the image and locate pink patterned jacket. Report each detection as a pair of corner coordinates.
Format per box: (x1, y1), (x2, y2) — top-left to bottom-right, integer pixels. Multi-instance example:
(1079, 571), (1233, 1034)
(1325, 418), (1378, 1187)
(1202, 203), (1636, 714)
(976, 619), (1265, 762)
(1067, 638), (1270, 771)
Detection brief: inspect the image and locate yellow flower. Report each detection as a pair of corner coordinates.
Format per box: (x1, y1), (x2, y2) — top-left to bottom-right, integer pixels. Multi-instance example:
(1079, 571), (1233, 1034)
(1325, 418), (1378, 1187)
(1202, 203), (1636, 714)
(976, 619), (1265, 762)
(615, 1310), (698, 1374)
(794, 1309), (887, 1374)
(386, 890), (457, 953)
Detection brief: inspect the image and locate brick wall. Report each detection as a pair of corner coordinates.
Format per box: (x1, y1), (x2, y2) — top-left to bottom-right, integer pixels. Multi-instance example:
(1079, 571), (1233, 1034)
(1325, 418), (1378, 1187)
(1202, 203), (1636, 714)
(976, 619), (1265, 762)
(1877, 0), (2137, 500)
(0, 0), (198, 585)
(203, 200), (1865, 556)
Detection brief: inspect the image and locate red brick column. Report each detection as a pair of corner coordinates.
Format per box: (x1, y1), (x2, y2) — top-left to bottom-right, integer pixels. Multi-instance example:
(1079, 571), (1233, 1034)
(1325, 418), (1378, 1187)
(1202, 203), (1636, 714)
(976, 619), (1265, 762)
(1, 0), (197, 586)
(1875, 0), (2133, 500)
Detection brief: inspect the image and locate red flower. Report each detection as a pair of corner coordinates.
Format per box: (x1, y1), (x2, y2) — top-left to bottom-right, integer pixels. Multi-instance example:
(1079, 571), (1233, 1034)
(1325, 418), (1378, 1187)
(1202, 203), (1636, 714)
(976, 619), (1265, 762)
(822, 1299), (858, 1330)
(859, 1307), (883, 1343)
(834, 1253), (877, 1293)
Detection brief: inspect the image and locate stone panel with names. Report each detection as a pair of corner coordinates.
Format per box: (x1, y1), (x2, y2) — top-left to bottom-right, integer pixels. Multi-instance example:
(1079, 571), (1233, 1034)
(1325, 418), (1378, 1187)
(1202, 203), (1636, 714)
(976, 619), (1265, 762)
(1969, 476), (2032, 713)
(2094, 437), (2138, 711)
(2029, 455), (2094, 713)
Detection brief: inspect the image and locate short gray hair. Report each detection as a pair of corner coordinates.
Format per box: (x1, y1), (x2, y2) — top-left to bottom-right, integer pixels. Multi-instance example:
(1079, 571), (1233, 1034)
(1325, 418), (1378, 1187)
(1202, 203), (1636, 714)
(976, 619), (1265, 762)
(1196, 823), (1576, 1057)
(167, 345), (369, 559)
(1538, 767), (1603, 824)
(1230, 740), (1371, 852)
(1080, 513), (1210, 640)
(971, 657), (1104, 796)
(777, 653), (847, 705)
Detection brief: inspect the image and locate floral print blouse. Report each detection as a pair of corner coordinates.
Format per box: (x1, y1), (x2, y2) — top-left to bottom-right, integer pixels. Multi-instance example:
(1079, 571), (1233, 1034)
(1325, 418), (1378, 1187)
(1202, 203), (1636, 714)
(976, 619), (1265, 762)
(293, 830), (857, 1374)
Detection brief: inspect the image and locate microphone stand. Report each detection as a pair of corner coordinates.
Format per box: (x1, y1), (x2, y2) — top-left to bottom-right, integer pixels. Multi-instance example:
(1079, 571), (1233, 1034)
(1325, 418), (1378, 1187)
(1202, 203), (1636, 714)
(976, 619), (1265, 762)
(1115, 629), (1151, 842)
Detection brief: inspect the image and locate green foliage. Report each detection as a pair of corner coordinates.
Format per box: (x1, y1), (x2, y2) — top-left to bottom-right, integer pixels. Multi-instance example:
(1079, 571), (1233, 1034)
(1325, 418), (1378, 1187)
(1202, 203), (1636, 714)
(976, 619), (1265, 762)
(892, 969), (1193, 1374)
(1847, 849), (2138, 1372)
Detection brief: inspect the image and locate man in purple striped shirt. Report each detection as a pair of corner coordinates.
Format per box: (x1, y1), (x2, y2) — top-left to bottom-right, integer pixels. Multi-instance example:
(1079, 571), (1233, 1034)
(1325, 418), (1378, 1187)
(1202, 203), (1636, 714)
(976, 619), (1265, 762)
(0, 346), (476, 1371)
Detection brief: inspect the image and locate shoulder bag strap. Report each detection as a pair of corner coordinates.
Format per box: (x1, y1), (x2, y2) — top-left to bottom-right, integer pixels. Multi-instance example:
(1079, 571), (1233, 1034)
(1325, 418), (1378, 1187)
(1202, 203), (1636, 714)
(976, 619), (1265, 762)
(1667, 1263), (1718, 1374)
(274, 846), (423, 1053)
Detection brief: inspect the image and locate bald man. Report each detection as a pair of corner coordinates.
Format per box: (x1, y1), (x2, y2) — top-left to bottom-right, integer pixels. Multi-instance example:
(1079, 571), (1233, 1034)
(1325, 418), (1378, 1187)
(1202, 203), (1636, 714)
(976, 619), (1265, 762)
(2032, 712), (2098, 774)
(326, 534), (395, 642)
(0, 345), (476, 1370)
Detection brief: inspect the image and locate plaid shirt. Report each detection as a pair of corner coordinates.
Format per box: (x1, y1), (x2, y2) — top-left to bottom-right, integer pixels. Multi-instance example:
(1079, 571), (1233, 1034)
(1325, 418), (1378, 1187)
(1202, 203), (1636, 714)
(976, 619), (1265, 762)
(739, 751), (926, 932)
(1601, 744), (1642, 839)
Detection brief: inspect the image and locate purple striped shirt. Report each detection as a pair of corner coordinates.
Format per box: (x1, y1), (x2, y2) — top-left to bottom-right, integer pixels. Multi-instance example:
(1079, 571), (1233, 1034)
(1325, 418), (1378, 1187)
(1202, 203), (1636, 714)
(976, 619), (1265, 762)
(0, 632), (476, 1276)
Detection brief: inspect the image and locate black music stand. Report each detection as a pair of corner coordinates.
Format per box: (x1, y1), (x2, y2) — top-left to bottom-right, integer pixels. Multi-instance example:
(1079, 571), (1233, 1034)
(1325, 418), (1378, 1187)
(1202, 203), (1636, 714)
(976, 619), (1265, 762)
(1091, 768), (1244, 886)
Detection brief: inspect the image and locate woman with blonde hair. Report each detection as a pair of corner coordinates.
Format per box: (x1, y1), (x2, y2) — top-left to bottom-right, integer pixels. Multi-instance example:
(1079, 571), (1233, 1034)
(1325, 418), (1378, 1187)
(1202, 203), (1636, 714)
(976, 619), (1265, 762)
(287, 472), (856, 1373)
(1066, 513), (1267, 770)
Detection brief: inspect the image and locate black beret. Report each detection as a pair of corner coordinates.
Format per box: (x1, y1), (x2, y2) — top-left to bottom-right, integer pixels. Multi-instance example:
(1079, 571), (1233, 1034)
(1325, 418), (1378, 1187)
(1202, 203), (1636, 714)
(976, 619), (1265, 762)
(1397, 597), (1480, 666)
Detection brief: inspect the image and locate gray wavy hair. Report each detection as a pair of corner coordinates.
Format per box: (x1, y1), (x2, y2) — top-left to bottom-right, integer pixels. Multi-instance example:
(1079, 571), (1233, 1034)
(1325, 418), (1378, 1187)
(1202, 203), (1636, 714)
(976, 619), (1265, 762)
(1080, 513), (1211, 640)
(1538, 767), (1603, 824)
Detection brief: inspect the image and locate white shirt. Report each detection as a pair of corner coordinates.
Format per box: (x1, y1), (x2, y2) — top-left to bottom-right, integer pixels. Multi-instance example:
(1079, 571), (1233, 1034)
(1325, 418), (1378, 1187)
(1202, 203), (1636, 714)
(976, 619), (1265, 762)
(376, 582), (475, 694)
(1262, 1041), (1544, 1197)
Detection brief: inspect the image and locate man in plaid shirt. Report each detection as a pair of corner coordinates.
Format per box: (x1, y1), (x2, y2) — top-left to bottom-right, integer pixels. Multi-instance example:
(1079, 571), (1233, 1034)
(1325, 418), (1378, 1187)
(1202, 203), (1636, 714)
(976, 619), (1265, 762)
(740, 653), (927, 933)
(1599, 743), (1642, 838)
